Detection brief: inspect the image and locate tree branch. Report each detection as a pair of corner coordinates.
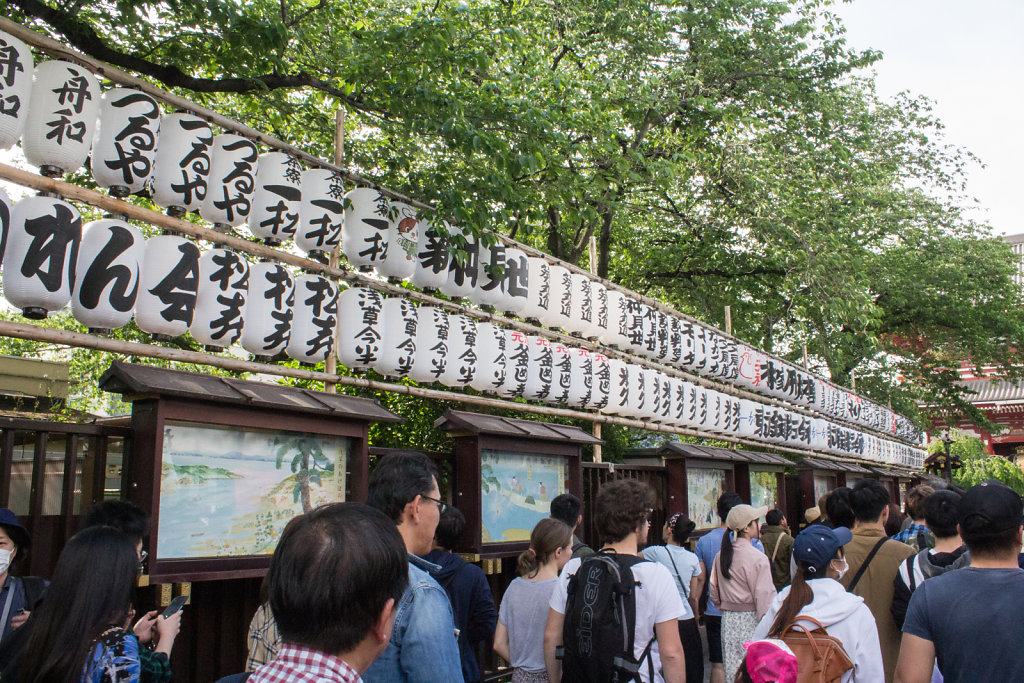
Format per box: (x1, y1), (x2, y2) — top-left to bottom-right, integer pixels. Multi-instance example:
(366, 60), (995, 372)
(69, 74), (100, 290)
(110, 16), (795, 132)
(10, 0), (365, 107)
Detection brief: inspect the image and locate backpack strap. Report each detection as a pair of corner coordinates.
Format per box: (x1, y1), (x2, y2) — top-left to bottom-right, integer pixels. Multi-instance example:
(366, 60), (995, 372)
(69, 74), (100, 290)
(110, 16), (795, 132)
(907, 553), (918, 592)
(847, 537), (888, 593)
(770, 534), (784, 564)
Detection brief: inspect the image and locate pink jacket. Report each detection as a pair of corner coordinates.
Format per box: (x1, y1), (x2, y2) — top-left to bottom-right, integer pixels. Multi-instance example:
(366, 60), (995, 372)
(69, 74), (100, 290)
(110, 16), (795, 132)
(709, 538), (777, 618)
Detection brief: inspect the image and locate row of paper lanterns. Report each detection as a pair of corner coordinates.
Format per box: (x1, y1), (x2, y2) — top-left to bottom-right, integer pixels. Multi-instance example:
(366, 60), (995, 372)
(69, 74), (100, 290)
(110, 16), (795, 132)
(0, 190), (923, 466)
(0, 29), (921, 445)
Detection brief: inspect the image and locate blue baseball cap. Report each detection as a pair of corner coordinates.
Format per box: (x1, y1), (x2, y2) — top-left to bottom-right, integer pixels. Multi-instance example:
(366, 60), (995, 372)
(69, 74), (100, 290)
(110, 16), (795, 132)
(0, 508), (31, 549)
(793, 523), (851, 574)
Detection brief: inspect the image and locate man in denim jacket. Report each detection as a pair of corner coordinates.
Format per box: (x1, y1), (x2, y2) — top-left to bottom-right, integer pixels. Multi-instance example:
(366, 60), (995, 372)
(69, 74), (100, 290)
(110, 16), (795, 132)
(364, 453), (464, 683)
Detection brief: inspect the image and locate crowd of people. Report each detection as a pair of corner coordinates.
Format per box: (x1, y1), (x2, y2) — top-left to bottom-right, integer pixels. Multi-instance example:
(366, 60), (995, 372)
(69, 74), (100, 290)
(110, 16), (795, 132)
(1, 455), (1023, 683)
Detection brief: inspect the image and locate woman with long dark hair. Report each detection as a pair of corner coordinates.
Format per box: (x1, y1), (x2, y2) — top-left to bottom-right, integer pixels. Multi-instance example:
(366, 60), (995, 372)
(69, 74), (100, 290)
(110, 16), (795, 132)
(19, 526), (142, 683)
(494, 518), (573, 683)
(642, 513), (703, 683)
(709, 505), (775, 681)
(751, 524), (883, 682)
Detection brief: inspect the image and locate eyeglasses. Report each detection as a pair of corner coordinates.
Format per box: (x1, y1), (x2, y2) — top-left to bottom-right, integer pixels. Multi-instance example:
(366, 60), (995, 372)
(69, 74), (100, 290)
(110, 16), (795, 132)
(421, 494), (448, 514)
(139, 549), (148, 570)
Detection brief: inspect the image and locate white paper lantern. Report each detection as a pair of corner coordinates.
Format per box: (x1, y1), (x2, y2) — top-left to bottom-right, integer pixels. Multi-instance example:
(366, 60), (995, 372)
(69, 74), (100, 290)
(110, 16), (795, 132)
(293, 168), (345, 254)
(134, 234), (200, 338)
(544, 265), (573, 331)
(410, 220), (450, 292)
(665, 316), (684, 366)
(71, 218), (142, 332)
(600, 290), (630, 348)
(587, 281), (608, 341)
(548, 342), (573, 405)
(601, 358), (630, 416)
(620, 297), (644, 354)
(565, 273), (593, 337)
(635, 367), (659, 419)
(503, 329), (531, 397)
(287, 275), (338, 364)
(522, 335), (555, 400)
(0, 31), (33, 150)
(667, 377), (688, 428)
(439, 225), (479, 299)
(439, 314), (477, 387)
(590, 352), (611, 410)
(639, 304), (659, 359)
(336, 287), (383, 370)
(150, 113), (213, 215)
(685, 383), (710, 430)
(523, 256), (551, 323)
(190, 248), (249, 349)
(90, 89), (161, 196)
(500, 247), (530, 317)
(241, 262), (293, 358)
(342, 187), (390, 271)
(0, 187), (11, 267)
(22, 61), (100, 176)
(653, 311), (671, 363)
(200, 134), (258, 228)
(651, 372), (673, 424)
(378, 202), (418, 281)
(3, 196), (81, 318)
(408, 306), (448, 384)
(376, 297), (418, 376)
(248, 152), (302, 246)
(705, 390), (727, 434)
(471, 322), (507, 394)
(471, 236), (506, 308)
(567, 347), (593, 408)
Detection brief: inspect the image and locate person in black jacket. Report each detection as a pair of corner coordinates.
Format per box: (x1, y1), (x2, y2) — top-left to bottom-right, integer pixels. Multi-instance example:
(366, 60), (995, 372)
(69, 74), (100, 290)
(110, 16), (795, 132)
(422, 507), (497, 683)
(891, 489), (969, 629)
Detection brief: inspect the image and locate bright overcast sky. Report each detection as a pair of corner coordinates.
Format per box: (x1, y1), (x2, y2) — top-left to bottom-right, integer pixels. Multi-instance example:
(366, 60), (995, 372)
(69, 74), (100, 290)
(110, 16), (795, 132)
(833, 0), (1024, 237)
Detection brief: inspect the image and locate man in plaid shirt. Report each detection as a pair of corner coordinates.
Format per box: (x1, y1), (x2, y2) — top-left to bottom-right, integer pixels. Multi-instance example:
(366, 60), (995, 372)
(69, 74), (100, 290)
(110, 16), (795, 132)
(250, 502), (409, 683)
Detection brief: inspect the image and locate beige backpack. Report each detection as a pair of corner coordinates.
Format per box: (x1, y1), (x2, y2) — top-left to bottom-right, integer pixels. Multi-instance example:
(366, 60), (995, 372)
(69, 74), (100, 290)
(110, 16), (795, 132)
(780, 616), (855, 683)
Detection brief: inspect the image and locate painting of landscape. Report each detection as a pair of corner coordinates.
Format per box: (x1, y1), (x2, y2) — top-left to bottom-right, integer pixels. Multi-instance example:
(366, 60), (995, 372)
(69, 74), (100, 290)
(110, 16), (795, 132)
(480, 450), (567, 544)
(157, 421), (349, 559)
(750, 471), (778, 510)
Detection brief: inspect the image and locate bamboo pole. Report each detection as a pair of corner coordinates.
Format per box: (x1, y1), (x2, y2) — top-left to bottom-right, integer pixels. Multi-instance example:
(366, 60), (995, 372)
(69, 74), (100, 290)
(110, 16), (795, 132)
(588, 235), (603, 463)
(324, 107), (347, 393)
(0, 319), (892, 468)
(0, 16), (914, 436)
(724, 305), (732, 336)
(0, 163), (916, 447)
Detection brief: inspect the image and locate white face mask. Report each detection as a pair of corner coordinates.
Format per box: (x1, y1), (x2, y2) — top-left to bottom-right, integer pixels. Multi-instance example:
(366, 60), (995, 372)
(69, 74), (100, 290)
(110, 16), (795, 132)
(832, 557), (849, 580)
(0, 548), (12, 575)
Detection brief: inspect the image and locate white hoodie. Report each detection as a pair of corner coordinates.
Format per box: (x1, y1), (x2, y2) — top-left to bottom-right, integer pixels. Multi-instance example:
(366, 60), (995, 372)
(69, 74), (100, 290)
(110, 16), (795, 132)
(751, 577), (883, 683)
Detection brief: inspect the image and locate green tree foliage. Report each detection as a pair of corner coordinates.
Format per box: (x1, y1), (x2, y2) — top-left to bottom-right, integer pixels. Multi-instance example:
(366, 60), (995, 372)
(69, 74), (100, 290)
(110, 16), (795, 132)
(926, 433), (1024, 494)
(3, 0), (1020, 434)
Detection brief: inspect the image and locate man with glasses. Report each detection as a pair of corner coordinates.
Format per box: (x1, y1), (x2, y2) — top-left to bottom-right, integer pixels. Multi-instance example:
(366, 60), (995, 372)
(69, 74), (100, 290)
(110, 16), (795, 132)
(364, 452), (464, 682)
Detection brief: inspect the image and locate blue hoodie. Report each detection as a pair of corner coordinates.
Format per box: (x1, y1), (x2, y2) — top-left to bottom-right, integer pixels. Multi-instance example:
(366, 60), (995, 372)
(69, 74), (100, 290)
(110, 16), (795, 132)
(422, 549), (498, 683)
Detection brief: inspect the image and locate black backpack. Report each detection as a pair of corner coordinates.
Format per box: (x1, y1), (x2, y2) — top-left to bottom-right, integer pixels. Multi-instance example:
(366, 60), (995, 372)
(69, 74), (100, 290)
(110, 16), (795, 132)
(559, 551), (654, 683)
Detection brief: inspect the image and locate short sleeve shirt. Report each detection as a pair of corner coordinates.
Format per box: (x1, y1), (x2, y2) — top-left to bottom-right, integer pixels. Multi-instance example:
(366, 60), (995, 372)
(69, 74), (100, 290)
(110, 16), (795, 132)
(497, 577), (557, 673)
(903, 567), (1024, 683)
(641, 545), (701, 619)
(551, 556), (685, 682)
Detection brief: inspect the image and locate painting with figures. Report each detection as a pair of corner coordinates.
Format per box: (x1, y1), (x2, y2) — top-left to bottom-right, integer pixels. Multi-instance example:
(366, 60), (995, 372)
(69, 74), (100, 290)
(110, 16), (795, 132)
(688, 468), (725, 528)
(480, 450), (567, 544)
(157, 421), (349, 559)
(750, 471), (778, 510)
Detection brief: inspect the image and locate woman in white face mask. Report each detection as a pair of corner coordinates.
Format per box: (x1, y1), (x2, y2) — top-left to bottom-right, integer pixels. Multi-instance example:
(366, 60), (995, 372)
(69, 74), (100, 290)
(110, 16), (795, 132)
(751, 524), (884, 683)
(0, 508), (45, 649)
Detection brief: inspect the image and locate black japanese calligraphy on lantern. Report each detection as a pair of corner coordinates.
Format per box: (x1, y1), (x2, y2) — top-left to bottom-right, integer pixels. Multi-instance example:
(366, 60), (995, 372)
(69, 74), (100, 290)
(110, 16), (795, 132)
(592, 356), (610, 409)
(579, 279), (593, 323)
(417, 225), (450, 274)
(19, 202), (81, 292)
(302, 196), (343, 247)
(0, 40), (24, 88)
(53, 71), (91, 113)
(537, 263), (550, 310)
(77, 225), (137, 312)
(480, 243), (505, 292)
(45, 109), (86, 145)
(103, 93), (160, 186)
(205, 251), (248, 342)
(449, 238), (479, 288)
(150, 241), (200, 323)
(262, 268), (294, 350)
(212, 139), (257, 223)
(558, 271), (572, 318)
(503, 252), (528, 299)
(170, 121), (213, 205)
(354, 290), (383, 365)
(301, 279), (337, 358)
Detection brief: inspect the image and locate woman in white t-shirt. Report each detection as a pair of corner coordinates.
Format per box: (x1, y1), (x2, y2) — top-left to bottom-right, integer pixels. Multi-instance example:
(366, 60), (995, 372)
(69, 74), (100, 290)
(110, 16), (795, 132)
(494, 518), (573, 683)
(642, 513), (703, 683)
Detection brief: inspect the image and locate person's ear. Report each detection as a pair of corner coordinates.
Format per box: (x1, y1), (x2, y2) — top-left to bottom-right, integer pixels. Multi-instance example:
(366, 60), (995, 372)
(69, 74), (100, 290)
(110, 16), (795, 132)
(880, 505), (890, 525)
(402, 496), (423, 526)
(371, 598), (397, 645)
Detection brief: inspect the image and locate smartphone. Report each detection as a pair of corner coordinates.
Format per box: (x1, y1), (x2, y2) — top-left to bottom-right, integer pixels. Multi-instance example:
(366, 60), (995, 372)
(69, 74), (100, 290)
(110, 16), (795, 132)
(162, 595), (188, 618)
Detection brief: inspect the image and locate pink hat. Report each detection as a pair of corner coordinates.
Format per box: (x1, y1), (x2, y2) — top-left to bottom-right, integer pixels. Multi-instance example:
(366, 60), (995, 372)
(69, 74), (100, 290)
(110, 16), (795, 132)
(742, 639), (799, 683)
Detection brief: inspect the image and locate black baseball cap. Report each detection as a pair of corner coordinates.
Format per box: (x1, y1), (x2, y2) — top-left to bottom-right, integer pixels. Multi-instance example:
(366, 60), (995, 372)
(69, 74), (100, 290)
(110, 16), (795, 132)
(959, 480), (1023, 538)
(0, 508), (31, 549)
(793, 523), (852, 574)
